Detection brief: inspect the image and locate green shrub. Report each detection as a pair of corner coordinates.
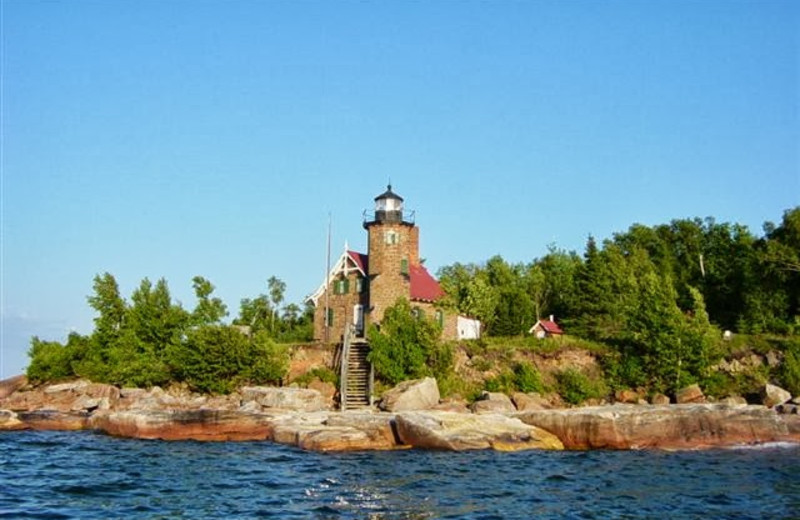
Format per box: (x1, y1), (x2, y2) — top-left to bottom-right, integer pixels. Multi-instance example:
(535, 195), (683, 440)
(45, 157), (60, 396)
(168, 326), (288, 394)
(471, 356), (493, 372)
(27, 337), (75, 383)
(293, 366), (339, 387)
(601, 351), (647, 391)
(249, 332), (290, 386)
(437, 372), (482, 401)
(484, 370), (516, 394)
(367, 299), (448, 385)
(779, 338), (800, 396)
(555, 368), (608, 405)
(513, 361), (545, 393)
(483, 362), (545, 395)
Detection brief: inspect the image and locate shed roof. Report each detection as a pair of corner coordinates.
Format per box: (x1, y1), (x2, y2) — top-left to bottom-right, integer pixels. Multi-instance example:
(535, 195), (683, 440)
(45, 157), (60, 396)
(536, 319), (563, 335)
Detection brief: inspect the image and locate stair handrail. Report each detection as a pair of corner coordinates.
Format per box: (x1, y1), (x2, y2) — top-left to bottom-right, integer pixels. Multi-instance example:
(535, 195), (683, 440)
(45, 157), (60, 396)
(339, 324), (353, 411)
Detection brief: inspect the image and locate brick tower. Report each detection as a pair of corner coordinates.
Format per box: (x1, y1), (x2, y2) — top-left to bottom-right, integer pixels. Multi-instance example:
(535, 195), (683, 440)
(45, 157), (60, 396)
(363, 185), (420, 324)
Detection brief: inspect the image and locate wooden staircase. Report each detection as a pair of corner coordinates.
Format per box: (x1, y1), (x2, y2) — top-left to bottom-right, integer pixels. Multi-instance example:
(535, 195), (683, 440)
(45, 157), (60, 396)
(340, 328), (373, 410)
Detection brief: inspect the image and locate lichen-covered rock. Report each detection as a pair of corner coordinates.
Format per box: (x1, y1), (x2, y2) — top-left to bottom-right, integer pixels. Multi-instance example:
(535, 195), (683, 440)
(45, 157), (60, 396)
(470, 392), (516, 414)
(379, 378), (440, 412)
(762, 384), (791, 408)
(395, 411), (564, 451)
(518, 404), (800, 450)
(241, 386), (328, 412)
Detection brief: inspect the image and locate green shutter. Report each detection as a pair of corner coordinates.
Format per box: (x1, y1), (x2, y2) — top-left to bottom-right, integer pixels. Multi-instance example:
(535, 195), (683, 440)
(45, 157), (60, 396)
(327, 308), (334, 326)
(343, 279), (350, 294)
(400, 258), (409, 275)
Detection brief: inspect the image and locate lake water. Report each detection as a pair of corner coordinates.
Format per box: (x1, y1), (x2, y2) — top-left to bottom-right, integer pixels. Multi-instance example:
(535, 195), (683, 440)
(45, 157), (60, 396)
(1, 430), (798, 519)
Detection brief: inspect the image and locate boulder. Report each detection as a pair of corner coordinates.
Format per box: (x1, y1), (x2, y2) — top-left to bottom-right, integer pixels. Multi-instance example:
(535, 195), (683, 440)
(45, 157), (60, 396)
(0, 380), (121, 413)
(307, 380), (337, 407)
(470, 392), (516, 414)
(271, 412), (329, 446)
(675, 384), (705, 404)
(90, 409), (276, 441)
(238, 400), (263, 413)
(511, 393), (549, 411)
(762, 384), (792, 408)
(0, 410), (27, 431)
(518, 404), (800, 450)
(650, 394), (671, 405)
(379, 378), (440, 412)
(720, 396), (748, 406)
(70, 395), (109, 412)
(44, 380), (91, 394)
(431, 397), (471, 413)
(293, 412), (400, 451)
(394, 411), (564, 451)
(241, 386), (328, 412)
(0, 375), (28, 400)
(614, 389), (641, 404)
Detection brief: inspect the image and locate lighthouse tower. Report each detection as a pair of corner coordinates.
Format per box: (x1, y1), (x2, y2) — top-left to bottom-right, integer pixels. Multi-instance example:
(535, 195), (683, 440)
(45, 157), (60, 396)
(363, 185), (420, 324)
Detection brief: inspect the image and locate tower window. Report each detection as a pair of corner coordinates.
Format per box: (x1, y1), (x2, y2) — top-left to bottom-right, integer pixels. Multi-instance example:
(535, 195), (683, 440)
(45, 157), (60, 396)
(385, 230), (399, 245)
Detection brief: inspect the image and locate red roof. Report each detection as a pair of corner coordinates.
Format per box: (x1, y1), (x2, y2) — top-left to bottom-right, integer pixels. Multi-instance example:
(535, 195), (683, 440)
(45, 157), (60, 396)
(347, 251), (368, 274)
(409, 264), (444, 302)
(538, 319), (563, 334)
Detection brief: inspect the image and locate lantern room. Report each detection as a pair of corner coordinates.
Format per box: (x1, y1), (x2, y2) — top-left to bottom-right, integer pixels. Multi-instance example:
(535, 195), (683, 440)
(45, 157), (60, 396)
(373, 184), (404, 223)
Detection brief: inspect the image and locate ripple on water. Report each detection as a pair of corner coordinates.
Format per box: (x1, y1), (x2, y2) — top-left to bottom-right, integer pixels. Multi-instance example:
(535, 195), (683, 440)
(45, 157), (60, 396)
(1, 431), (799, 519)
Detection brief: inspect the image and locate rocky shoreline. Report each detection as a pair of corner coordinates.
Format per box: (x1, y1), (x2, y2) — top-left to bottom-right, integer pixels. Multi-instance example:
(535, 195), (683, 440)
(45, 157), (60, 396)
(2, 375), (799, 452)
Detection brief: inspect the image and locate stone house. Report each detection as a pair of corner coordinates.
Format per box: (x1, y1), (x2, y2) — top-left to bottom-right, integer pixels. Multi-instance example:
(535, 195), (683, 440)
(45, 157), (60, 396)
(307, 185), (480, 343)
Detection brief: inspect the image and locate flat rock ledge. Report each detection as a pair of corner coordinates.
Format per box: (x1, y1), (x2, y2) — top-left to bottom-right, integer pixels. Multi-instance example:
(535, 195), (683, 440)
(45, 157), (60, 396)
(517, 404), (800, 450)
(4, 404), (797, 452)
(2, 379), (799, 452)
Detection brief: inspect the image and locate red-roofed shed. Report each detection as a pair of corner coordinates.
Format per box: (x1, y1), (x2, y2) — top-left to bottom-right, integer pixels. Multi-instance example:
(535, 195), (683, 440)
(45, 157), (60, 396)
(529, 315), (564, 338)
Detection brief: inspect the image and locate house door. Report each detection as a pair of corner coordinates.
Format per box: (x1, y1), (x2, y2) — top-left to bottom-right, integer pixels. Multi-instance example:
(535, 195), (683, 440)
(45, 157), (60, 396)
(353, 304), (364, 336)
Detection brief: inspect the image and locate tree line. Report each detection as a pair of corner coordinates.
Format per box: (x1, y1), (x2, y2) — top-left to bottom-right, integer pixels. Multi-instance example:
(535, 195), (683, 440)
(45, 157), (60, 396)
(27, 274), (313, 393)
(436, 207), (799, 394)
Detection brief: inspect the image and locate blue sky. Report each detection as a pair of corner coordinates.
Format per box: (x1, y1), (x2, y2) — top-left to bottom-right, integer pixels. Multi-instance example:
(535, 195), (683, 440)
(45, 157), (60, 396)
(1, 0), (798, 377)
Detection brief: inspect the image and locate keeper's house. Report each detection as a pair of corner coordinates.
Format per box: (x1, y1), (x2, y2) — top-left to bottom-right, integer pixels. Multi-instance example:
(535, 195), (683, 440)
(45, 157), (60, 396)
(307, 185), (481, 343)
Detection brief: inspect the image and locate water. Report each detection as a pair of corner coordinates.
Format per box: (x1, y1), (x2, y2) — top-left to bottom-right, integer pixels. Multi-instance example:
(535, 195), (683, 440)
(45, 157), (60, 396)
(1, 431), (798, 519)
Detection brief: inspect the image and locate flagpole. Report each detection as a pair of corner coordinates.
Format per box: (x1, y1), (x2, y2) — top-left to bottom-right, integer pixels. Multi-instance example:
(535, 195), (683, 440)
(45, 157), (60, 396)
(324, 212), (332, 345)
